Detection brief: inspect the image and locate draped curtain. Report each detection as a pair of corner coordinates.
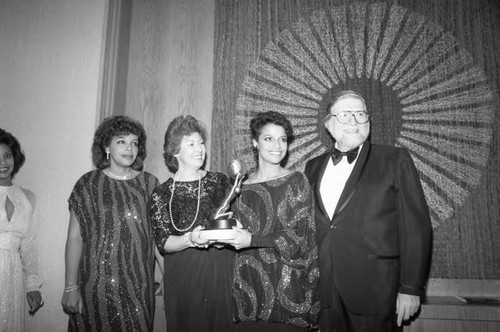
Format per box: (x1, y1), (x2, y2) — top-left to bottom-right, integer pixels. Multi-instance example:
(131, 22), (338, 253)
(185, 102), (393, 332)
(211, 0), (500, 278)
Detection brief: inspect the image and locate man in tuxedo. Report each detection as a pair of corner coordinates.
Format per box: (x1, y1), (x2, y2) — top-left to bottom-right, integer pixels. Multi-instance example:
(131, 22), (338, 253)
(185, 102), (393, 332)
(304, 91), (432, 331)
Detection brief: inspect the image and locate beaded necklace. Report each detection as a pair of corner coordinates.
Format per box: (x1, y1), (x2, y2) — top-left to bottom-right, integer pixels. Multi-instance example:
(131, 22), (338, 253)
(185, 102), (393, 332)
(106, 168), (132, 180)
(169, 172), (201, 232)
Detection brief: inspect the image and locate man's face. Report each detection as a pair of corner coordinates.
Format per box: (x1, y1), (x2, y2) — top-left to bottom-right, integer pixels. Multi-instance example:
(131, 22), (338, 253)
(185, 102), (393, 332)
(325, 96), (370, 151)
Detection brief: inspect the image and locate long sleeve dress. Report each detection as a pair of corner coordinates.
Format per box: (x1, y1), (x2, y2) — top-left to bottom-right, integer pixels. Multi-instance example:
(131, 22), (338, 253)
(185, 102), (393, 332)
(0, 184), (42, 332)
(231, 171), (320, 331)
(149, 171), (237, 332)
(67, 170), (159, 332)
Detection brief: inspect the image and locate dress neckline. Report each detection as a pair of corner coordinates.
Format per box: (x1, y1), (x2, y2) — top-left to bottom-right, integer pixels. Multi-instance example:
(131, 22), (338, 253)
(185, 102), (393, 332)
(0, 185), (13, 193)
(245, 171), (294, 185)
(101, 169), (139, 181)
(170, 171), (208, 183)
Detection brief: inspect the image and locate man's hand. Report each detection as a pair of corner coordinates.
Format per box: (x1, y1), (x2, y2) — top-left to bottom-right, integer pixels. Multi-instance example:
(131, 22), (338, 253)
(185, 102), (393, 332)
(396, 293), (420, 326)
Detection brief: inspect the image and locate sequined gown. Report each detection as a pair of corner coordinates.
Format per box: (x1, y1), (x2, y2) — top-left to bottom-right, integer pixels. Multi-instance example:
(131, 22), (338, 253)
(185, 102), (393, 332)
(0, 184), (41, 332)
(150, 171), (237, 332)
(231, 171), (320, 331)
(67, 170), (159, 332)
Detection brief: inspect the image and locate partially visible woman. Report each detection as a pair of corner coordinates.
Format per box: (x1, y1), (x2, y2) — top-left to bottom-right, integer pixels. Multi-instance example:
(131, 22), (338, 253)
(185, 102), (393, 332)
(61, 116), (159, 331)
(0, 128), (43, 331)
(220, 111), (320, 332)
(149, 115), (237, 332)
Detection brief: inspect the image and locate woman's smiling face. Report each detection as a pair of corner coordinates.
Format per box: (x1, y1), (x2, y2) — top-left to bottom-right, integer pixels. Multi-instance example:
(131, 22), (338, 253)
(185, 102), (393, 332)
(0, 144), (15, 186)
(175, 132), (206, 171)
(254, 123), (288, 166)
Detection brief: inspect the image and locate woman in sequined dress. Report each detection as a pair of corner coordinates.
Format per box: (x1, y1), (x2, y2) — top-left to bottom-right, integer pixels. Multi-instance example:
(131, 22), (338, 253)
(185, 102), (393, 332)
(61, 116), (159, 331)
(219, 111), (320, 331)
(149, 115), (237, 332)
(0, 128), (43, 331)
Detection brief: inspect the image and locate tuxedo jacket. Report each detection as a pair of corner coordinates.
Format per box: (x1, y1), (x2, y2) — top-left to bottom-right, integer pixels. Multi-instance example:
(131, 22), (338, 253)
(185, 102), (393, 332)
(304, 142), (432, 315)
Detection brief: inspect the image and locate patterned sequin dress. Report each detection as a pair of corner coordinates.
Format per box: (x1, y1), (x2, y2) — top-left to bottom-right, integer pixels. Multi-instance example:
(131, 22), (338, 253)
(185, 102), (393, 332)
(231, 171), (320, 331)
(67, 170), (159, 332)
(0, 184), (41, 332)
(150, 171), (237, 332)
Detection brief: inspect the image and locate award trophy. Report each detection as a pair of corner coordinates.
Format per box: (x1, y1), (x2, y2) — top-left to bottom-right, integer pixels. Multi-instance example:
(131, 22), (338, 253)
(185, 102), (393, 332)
(200, 159), (247, 241)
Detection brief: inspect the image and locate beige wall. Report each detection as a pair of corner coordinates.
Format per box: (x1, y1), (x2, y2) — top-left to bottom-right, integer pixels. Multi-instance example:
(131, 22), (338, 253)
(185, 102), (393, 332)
(125, 1), (216, 330)
(0, 0), (106, 331)
(126, 0), (216, 183)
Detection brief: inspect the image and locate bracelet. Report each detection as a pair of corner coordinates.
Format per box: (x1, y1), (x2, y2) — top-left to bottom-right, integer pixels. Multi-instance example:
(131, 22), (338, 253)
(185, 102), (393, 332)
(64, 285), (79, 293)
(184, 232), (195, 247)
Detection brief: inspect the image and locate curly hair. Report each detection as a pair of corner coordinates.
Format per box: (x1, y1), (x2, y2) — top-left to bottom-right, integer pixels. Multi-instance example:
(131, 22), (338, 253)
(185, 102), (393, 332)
(249, 111), (294, 166)
(91, 115), (147, 170)
(163, 115), (206, 173)
(0, 128), (26, 179)
(250, 111), (294, 142)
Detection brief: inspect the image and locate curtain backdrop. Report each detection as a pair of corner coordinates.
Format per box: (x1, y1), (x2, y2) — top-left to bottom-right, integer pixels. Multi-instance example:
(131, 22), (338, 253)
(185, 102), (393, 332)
(211, 0), (500, 279)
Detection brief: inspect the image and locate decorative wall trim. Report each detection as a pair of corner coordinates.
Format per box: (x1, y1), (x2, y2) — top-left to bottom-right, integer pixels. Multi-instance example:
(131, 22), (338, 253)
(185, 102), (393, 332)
(96, 0), (132, 126)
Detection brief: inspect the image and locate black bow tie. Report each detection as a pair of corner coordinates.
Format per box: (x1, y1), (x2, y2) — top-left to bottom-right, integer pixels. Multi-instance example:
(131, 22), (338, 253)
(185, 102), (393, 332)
(331, 147), (359, 165)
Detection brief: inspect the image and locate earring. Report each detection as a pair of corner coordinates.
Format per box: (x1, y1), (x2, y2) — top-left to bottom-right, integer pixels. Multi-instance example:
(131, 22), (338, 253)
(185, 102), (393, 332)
(106, 151), (109, 160)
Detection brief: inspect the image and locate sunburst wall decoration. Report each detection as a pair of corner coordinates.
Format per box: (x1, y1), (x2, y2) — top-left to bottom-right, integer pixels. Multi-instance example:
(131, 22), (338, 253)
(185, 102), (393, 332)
(212, 0), (500, 278)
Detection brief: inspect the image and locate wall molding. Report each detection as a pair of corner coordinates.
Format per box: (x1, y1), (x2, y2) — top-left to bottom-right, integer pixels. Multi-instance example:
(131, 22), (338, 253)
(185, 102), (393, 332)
(96, 0), (132, 126)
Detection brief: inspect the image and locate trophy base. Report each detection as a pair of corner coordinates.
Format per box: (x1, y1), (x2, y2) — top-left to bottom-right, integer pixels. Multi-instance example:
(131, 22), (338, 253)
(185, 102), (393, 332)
(200, 218), (237, 241)
(199, 229), (236, 241)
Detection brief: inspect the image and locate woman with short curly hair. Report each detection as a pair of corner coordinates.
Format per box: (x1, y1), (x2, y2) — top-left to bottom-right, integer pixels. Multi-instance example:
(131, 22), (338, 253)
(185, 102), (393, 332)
(91, 115), (148, 170)
(61, 116), (159, 331)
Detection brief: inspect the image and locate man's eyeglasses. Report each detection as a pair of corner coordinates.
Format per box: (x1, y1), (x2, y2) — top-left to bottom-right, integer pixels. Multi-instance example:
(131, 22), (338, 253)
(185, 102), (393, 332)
(325, 111), (370, 124)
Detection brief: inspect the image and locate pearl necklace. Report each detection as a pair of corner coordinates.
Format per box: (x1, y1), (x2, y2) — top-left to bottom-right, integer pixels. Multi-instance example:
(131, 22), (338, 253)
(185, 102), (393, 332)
(106, 168), (132, 180)
(169, 172), (201, 232)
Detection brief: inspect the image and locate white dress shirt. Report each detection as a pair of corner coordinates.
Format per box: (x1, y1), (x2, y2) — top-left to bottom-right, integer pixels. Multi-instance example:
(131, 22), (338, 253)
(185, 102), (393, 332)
(319, 145), (361, 219)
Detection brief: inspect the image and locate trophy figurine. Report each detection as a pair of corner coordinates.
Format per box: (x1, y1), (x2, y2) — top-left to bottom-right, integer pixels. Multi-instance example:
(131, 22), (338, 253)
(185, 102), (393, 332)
(200, 159), (247, 240)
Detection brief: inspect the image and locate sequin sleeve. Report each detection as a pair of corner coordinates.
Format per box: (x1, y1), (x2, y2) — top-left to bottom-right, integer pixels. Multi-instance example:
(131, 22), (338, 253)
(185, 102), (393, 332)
(259, 172), (316, 261)
(20, 189), (42, 292)
(67, 172), (89, 230)
(232, 172), (319, 326)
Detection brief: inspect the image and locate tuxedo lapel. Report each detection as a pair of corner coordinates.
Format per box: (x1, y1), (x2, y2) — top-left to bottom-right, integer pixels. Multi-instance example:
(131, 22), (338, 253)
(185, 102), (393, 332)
(311, 153), (331, 219)
(332, 142), (371, 220)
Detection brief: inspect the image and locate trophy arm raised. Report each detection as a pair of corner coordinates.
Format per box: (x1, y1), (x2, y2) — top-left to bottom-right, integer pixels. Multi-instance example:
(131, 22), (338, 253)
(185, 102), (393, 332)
(214, 173), (244, 220)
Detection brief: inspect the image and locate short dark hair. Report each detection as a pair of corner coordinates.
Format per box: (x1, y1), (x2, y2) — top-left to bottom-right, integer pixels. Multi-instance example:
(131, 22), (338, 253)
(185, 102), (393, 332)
(250, 111), (294, 142)
(326, 90), (367, 115)
(91, 115), (147, 170)
(163, 115), (206, 173)
(249, 111), (294, 166)
(0, 128), (25, 179)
